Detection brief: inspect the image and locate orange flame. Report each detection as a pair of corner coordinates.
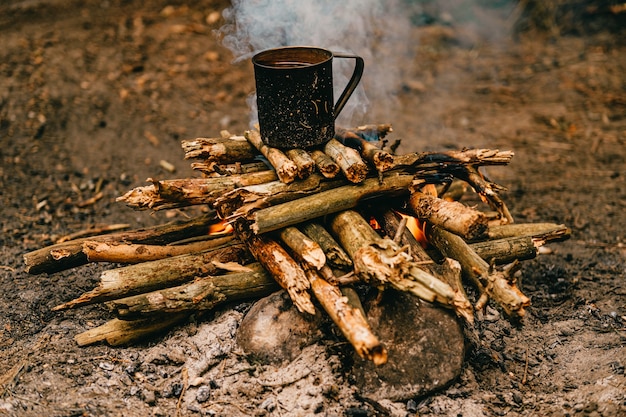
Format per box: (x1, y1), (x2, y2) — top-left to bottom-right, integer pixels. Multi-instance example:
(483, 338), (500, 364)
(400, 213), (429, 248)
(208, 219), (234, 236)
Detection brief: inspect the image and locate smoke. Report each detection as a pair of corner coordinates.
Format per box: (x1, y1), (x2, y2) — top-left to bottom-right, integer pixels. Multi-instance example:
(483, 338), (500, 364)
(216, 0), (412, 126)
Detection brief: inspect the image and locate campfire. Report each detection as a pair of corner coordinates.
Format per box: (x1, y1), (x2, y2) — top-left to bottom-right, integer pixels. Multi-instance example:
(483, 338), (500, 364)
(23, 123), (570, 366)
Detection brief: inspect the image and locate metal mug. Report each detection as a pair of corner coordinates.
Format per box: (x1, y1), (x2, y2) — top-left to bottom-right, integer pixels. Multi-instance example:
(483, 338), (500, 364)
(252, 46), (364, 149)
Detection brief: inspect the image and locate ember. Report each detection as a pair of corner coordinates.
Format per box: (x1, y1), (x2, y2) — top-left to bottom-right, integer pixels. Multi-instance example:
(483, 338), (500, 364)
(23, 124), (570, 365)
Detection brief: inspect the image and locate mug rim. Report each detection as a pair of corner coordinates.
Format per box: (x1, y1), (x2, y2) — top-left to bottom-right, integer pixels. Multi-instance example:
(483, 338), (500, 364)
(252, 46), (332, 69)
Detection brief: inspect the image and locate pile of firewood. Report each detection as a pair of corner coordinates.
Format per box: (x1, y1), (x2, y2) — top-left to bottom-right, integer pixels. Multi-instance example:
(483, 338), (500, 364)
(23, 124), (569, 365)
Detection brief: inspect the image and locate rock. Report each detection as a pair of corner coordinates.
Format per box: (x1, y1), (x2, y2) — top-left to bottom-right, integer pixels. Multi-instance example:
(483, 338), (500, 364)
(196, 385), (211, 403)
(236, 290), (324, 364)
(350, 290), (465, 402)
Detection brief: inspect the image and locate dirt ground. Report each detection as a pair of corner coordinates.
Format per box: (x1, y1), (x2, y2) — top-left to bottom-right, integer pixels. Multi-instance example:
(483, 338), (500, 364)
(1, 0), (624, 416)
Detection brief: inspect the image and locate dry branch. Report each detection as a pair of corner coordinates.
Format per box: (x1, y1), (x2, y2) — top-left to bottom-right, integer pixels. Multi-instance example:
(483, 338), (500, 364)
(328, 210), (471, 319)
(250, 173), (416, 234)
(75, 314), (190, 347)
(23, 213), (217, 274)
(310, 149), (340, 178)
(237, 222), (315, 315)
(53, 244), (251, 310)
(335, 127), (394, 173)
(181, 135), (258, 163)
(408, 190), (489, 240)
(81, 236), (235, 263)
(429, 226), (531, 317)
(190, 161), (270, 176)
(324, 138), (369, 183)
(245, 130), (297, 183)
(485, 223), (570, 243)
(307, 269), (387, 365)
(117, 171), (278, 211)
(285, 148), (316, 179)
(279, 227), (326, 270)
(469, 236), (537, 265)
(301, 222), (353, 270)
(107, 263), (279, 319)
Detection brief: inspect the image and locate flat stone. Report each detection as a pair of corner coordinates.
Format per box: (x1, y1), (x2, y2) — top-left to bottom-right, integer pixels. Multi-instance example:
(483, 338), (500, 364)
(350, 290), (465, 402)
(236, 290), (324, 364)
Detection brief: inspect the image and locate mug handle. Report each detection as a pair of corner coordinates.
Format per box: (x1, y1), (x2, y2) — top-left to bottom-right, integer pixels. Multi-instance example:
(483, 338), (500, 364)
(331, 52), (365, 118)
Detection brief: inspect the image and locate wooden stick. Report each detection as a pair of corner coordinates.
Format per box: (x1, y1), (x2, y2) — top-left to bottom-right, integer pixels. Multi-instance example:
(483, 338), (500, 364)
(428, 226), (531, 317)
(328, 210), (460, 309)
(81, 236), (235, 263)
(117, 171), (278, 211)
(74, 314), (190, 347)
(279, 227), (326, 270)
(52, 244), (251, 310)
(251, 173), (415, 234)
(215, 173), (348, 220)
(469, 236), (537, 265)
(306, 269), (387, 365)
(335, 127), (394, 173)
(190, 161), (270, 176)
(23, 213), (217, 274)
(285, 149), (316, 179)
(300, 222), (353, 270)
(236, 221), (315, 315)
(392, 148), (514, 169)
(245, 130), (297, 184)
(342, 124), (393, 141)
(408, 190), (489, 240)
(377, 209), (474, 323)
(456, 165), (513, 224)
(310, 149), (340, 178)
(485, 223), (570, 243)
(323, 138), (369, 183)
(107, 263), (279, 318)
(276, 222), (386, 365)
(56, 224), (131, 244)
(181, 135), (258, 163)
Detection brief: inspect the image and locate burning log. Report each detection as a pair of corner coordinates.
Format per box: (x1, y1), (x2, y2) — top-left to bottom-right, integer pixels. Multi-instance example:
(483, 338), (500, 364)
(324, 138), (369, 183)
(107, 263), (279, 319)
(328, 210), (473, 321)
(428, 226), (531, 317)
(23, 213), (218, 274)
(53, 244), (251, 310)
(408, 190), (489, 240)
(245, 130), (298, 183)
(310, 149), (340, 178)
(378, 209), (474, 323)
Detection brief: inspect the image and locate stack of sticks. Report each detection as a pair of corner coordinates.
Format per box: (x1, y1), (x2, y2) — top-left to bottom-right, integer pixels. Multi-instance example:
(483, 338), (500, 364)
(23, 124), (570, 365)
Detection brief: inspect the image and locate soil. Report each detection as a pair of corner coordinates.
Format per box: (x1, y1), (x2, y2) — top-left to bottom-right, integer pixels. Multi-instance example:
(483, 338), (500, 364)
(1, 1), (624, 416)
